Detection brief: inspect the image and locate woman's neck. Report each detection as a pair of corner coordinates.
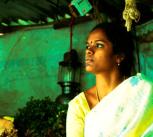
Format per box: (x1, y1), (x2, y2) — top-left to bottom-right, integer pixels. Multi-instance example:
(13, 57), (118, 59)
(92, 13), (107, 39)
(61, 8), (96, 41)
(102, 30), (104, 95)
(95, 71), (124, 100)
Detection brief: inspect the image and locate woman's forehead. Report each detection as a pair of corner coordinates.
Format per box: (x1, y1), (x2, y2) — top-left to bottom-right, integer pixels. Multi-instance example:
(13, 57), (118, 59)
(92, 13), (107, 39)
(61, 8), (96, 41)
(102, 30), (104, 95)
(87, 29), (108, 41)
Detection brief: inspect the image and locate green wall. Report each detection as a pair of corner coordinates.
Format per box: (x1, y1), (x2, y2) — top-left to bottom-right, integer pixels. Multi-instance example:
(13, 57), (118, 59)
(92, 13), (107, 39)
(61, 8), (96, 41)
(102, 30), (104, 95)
(0, 19), (153, 116)
(0, 21), (96, 115)
(136, 19), (153, 79)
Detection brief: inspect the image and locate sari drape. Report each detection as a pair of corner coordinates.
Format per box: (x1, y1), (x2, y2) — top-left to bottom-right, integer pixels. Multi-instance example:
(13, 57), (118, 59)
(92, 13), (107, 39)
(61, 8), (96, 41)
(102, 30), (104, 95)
(66, 73), (153, 137)
(84, 73), (153, 137)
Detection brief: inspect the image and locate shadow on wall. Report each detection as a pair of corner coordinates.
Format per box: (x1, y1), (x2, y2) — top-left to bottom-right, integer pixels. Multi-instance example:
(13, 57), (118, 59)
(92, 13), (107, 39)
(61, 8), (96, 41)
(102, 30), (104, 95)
(0, 91), (21, 116)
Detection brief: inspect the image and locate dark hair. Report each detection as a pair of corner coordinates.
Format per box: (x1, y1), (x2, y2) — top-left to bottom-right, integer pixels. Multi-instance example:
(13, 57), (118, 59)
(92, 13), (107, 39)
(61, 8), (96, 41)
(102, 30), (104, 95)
(90, 22), (136, 77)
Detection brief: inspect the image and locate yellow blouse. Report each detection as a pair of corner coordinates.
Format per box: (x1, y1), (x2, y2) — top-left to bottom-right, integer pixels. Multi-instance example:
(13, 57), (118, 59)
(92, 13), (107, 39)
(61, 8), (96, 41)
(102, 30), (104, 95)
(66, 92), (90, 137)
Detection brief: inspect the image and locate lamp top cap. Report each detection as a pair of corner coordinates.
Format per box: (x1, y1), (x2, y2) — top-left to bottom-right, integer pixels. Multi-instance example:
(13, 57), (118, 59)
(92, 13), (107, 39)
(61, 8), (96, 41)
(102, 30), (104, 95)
(59, 49), (82, 67)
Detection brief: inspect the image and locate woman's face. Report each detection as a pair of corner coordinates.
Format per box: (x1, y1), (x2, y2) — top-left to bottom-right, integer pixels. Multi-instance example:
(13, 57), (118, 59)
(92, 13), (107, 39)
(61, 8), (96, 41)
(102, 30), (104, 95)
(85, 28), (119, 74)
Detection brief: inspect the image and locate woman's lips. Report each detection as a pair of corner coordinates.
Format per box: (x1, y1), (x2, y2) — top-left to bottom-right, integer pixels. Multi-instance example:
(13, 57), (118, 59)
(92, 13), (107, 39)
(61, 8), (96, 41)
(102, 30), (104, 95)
(85, 58), (94, 65)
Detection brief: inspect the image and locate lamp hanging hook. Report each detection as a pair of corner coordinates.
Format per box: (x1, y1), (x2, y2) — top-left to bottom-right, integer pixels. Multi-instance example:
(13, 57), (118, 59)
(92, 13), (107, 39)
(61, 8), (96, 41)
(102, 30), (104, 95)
(69, 16), (75, 51)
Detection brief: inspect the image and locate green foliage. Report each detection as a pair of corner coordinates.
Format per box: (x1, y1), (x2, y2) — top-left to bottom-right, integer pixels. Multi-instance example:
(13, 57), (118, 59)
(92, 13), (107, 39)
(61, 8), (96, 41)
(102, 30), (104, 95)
(14, 97), (68, 137)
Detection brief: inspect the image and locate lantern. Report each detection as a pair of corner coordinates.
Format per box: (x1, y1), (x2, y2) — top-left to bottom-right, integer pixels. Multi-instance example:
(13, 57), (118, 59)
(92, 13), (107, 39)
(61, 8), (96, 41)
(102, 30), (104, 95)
(56, 49), (81, 104)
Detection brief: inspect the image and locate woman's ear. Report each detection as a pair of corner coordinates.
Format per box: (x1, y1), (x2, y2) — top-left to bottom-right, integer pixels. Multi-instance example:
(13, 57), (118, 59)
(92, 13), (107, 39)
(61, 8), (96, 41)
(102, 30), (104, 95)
(116, 54), (125, 64)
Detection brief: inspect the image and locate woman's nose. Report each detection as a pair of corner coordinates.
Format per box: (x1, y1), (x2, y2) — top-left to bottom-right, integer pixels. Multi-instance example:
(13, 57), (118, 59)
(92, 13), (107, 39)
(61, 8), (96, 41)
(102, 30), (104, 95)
(86, 48), (94, 55)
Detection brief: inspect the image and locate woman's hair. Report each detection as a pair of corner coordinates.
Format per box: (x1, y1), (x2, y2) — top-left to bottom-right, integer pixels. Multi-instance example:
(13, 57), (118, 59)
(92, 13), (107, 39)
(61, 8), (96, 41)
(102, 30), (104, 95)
(90, 22), (136, 77)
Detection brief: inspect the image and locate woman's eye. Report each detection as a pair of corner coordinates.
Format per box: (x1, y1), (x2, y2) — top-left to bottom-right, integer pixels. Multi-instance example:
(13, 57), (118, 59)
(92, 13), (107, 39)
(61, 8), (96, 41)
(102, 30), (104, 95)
(95, 43), (104, 48)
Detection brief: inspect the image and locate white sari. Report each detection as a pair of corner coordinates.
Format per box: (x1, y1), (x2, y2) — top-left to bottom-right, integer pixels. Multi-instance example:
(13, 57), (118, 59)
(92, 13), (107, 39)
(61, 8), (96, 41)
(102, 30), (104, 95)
(84, 73), (153, 137)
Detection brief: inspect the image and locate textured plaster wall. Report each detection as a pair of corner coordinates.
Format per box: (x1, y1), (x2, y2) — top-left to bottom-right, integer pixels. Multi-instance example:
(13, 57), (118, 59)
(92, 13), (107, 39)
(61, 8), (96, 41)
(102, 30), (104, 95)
(138, 39), (153, 79)
(0, 19), (153, 116)
(136, 19), (153, 80)
(0, 21), (96, 115)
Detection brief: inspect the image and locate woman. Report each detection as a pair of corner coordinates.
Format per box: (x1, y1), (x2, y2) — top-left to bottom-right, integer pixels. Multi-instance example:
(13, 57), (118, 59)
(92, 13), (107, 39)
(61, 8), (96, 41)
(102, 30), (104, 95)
(66, 22), (153, 137)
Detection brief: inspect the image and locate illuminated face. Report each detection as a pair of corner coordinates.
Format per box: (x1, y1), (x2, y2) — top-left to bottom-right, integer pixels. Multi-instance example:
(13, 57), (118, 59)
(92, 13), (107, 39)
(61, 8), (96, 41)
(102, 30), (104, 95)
(85, 28), (118, 74)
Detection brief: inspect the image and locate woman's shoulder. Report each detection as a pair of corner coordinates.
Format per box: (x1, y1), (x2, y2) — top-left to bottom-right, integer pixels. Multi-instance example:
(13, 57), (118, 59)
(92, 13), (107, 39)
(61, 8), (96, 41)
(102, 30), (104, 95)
(123, 73), (153, 93)
(128, 73), (153, 85)
(68, 91), (90, 113)
(70, 86), (96, 103)
(69, 91), (87, 106)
